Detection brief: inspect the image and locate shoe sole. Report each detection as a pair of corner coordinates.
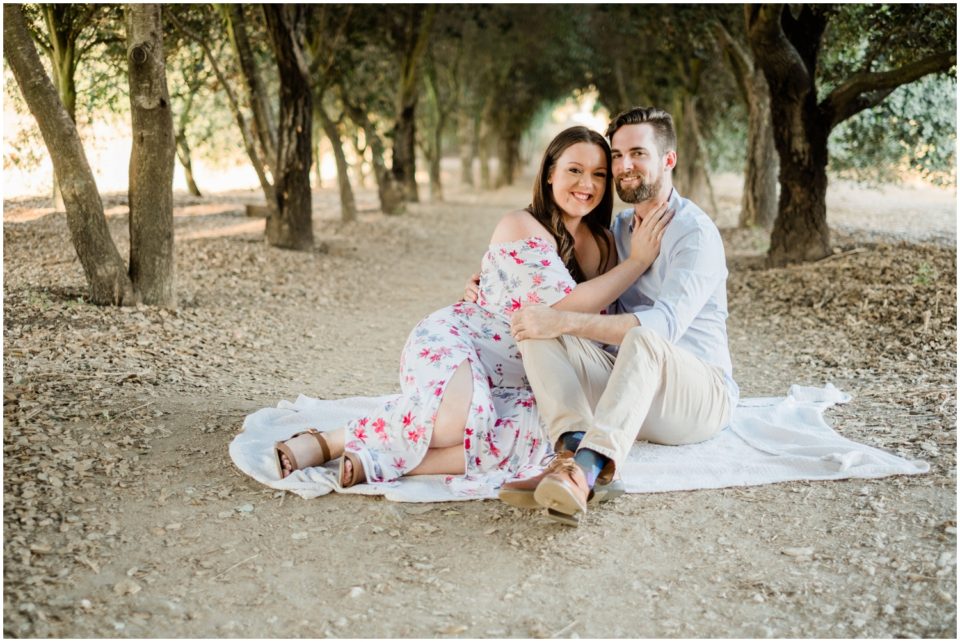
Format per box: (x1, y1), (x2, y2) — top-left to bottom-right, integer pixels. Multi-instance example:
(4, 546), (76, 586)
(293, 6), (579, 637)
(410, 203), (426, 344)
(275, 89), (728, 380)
(497, 487), (541, 510)
(533, 477), (588, 517)
(546, 508), (581, 527)
(498, 479), (625, 511)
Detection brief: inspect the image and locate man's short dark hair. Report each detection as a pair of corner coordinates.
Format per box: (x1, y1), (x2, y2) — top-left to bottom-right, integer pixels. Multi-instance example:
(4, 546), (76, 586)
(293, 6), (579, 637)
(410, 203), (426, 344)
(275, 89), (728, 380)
(605, 107), (677, 156)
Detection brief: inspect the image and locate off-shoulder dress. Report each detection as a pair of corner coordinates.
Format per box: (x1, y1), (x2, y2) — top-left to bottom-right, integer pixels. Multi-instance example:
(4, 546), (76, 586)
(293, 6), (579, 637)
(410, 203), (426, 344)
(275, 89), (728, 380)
(343, 236), (578, 483)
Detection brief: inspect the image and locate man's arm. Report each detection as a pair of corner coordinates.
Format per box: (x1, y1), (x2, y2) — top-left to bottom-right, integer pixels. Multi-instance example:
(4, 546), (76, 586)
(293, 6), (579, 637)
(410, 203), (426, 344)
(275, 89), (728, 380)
(631, 225), (726, 343)
(511, 306), (639, 345)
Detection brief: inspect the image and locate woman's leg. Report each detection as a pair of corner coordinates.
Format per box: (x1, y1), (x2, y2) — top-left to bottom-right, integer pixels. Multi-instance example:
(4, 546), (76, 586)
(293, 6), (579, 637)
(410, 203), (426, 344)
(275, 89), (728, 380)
(341, 360), (473, 481)
(277, 427), (346, 476)
(429, 359), (473, 449)
(341, 443), (466, 480)
(399, 360), (472, 477)
(407, 445), (466, 475)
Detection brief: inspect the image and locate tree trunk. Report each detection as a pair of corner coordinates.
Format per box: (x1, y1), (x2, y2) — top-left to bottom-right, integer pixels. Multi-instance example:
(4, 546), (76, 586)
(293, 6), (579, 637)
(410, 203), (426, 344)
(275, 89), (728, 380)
(174, 129), (202, 197)
(457, 111), (475, 187)
(350, 132), (371, 188)
(495, 134), (520, 188)
(713, 20), (779, 229)
(420, 59), (444, 202)
(428, 120), (443, 202)
(313, 135), (325, 188)
(172, 72), (203, 198)
(344, 99), (404, 215)
(747, 4), (955, 263)
(674, 92), (718, 215)
(40, 5), (81, 212)
(126, 4), (176, 307)
(613, 57), (632, 110)
(224, 4), (277, 171)
(767, 111), (831, 264)
(4, 4), (135, 305)
(167, 10), (276, 212)
(740, 67), (778, 229)
(371, 130), (405, 216)
(392, 103), (419, 203)
(316, 103), (357, 222)
(477, 94), (498, 189)
(50, 61), (75, 211)
(390, 6), (435, 204)
(746, 5), (832, 264)
(422, 96), (444, 202)
(478, 136), (493, 189)
(263, 5), (313, 250)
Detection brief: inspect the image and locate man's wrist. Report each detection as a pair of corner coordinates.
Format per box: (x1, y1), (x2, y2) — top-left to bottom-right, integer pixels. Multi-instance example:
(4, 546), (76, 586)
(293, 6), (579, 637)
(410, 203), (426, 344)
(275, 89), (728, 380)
(555, 309), (574, 336)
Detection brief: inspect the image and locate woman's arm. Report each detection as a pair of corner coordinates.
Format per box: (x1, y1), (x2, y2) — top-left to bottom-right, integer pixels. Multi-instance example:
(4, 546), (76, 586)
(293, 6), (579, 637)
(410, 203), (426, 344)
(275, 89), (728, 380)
(553, 205), (674, 313)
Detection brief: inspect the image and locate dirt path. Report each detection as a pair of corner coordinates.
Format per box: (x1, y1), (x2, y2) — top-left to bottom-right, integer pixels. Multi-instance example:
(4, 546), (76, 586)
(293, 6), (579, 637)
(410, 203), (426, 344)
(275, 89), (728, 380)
(3, 177), (956, 637)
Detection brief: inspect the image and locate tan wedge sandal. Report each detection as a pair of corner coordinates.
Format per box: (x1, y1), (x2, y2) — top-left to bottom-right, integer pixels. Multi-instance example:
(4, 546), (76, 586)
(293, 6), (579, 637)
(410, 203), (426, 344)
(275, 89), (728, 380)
(275, 429), (331, 479)
(339, 451), (366, 488)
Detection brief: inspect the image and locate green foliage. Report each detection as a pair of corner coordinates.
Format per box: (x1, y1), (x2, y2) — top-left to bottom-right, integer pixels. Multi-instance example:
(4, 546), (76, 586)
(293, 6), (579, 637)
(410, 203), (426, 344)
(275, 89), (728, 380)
(72, 41), (127, 129)
(818, 4), (956, 93)
(3, 64), (45, 174)
(5, 3), (955, 195)
(163, 14), (239, 167)
(703, 101), (749, 174)
(913, 261), (939, 286)
(586, 3), (742, 173)
(460, 4), (592, 135)
(830, 74), (957, 185)
(813, 4), (957, 185)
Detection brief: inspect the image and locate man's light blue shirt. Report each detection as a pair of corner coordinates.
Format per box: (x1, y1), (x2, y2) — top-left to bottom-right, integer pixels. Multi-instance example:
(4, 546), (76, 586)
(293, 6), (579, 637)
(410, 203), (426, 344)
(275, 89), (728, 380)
(610, 189), (739, 407)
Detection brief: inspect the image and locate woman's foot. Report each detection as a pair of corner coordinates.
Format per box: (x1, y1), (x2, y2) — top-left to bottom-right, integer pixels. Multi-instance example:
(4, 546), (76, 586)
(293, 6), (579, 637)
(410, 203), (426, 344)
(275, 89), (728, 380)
(339, 451), (366, 487)
(275, 429), (332, 479)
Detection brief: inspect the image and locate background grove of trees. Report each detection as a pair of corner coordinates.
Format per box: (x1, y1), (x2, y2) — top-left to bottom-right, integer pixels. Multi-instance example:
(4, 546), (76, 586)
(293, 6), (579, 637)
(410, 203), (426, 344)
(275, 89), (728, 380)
(4, 3), (956, 308)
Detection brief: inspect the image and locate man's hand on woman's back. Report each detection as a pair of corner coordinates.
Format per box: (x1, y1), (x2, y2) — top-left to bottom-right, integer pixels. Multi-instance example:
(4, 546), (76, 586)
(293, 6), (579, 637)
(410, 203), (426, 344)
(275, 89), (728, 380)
(462, 273), (480, 303)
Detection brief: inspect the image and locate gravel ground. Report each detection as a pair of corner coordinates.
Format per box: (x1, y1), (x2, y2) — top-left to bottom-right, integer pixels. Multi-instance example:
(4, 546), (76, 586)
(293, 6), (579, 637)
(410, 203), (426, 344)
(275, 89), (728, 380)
(3, 173), (956, 638)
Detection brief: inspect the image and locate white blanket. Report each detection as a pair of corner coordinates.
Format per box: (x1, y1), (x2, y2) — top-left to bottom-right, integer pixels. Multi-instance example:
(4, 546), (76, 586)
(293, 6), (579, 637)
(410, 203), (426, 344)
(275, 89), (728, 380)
(229, 384), (928, 502)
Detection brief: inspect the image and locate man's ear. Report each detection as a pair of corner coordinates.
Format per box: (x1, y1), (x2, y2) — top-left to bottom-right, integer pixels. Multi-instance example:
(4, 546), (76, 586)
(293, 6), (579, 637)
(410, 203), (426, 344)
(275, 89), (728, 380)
(663, 150), (677, 172)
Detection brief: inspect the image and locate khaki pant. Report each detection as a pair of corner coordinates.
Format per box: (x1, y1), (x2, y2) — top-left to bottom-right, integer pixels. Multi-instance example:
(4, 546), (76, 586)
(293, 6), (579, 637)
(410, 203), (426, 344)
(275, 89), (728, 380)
(519, 326), (731, 483)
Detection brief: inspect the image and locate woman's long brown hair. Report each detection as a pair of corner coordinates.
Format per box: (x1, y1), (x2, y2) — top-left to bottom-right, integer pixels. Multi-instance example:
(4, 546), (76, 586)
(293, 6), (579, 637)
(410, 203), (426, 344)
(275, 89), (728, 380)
(526, 126), (614, 283)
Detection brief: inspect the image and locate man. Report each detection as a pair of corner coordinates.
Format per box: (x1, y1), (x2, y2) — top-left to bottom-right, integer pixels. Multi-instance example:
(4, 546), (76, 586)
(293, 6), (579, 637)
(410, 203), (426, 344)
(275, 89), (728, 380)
(499, 106), (738, 526)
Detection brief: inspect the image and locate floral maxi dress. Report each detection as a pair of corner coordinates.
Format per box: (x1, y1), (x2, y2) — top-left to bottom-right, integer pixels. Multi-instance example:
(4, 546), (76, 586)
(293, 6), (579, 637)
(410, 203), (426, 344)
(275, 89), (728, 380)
(344, 237), (577, 484)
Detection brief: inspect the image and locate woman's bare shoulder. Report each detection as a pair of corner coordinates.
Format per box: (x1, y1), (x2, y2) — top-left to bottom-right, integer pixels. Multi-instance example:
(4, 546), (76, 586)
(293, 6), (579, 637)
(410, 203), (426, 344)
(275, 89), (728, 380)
(489, 210), (555, 246)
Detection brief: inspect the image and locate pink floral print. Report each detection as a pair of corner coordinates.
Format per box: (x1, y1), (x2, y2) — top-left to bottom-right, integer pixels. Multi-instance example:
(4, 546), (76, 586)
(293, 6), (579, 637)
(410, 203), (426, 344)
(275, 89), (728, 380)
(344, 237), (576, 483)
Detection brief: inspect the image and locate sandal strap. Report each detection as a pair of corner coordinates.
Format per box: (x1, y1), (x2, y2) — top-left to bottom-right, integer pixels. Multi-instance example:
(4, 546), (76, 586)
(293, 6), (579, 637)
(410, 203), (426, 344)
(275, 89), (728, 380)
(307, 429), (331, 462)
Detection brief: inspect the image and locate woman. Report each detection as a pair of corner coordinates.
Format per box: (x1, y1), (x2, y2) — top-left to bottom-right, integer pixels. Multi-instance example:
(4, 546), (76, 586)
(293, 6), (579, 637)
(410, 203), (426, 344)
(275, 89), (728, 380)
(275, 126), (670, 488)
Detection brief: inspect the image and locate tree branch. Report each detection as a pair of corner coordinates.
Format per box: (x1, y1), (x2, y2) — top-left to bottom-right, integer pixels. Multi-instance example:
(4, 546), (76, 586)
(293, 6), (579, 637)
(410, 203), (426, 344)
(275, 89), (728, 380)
(166, 9), (274, 197)
(824, 49), (957, 130)
(225, 4), (278, 168)
(858, 29), (895, 75)
(745, 3), (812, 101)
(68, 5), (97, 42)
(307, 5), (353, 78)
(712, 20), (752, 104)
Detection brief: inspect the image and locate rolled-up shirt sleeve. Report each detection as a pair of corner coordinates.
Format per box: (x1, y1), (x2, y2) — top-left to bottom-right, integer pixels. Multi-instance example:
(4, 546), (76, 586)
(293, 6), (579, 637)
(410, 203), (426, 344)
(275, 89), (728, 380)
(633, 226), (726, 343)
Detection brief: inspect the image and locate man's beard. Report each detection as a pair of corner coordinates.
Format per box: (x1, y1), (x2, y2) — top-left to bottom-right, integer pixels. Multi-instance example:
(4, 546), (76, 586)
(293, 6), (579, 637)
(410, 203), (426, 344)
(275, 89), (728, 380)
(616, 172), (662, 203)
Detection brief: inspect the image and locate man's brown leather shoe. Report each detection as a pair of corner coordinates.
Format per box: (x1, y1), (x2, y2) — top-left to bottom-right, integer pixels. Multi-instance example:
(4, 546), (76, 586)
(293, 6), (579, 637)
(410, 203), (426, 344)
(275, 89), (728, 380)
(533, 456), (590, 517)
(499, 451), (625, 512)
(498, 451), (574, 509)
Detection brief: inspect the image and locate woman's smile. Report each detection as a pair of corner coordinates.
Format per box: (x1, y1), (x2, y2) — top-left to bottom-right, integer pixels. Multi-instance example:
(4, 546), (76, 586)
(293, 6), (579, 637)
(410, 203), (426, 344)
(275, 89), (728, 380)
(549, 141), (608, 219)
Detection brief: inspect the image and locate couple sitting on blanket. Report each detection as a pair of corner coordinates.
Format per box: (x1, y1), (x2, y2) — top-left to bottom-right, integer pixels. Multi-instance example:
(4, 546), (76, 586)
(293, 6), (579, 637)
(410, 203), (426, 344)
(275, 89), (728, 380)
(274, 106), (738, 526)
